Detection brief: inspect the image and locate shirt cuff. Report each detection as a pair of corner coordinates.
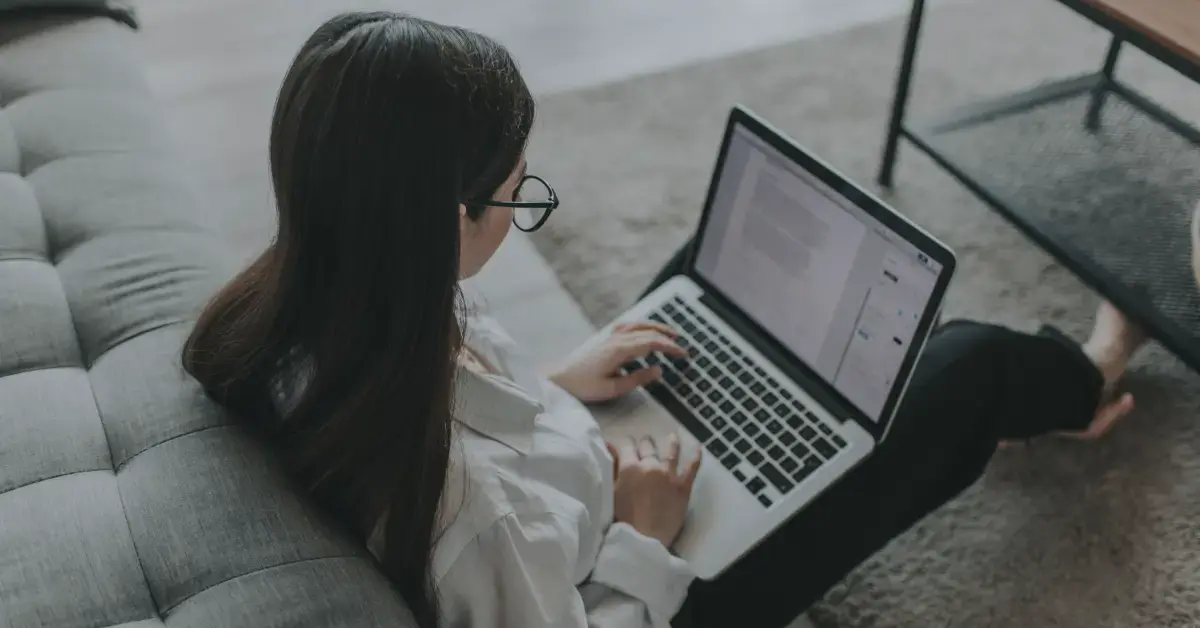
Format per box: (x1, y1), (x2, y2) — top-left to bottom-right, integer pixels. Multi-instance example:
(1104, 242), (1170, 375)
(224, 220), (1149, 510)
(590, 523), (695, 620)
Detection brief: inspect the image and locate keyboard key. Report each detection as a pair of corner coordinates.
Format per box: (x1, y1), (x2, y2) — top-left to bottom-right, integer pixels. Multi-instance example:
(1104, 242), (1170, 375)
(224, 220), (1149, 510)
(649, 312), (666, 323)
(708, 439), (729, 457)
(697, 380), (712, 392)
(622, 360), (644, 373)
(663, 302), (676, 313)
(731, 388), (747, 400)
(780, 457), (799, 473)
(814, 439), (837, 459)
(733, 469), (747, 482)
(731, 345), (743, 356)
(663, 370), (680, 385)
(697, 356), (711, 368)
(721, 453), (739, 469)
(793, 402), (808, 415)
(704, 341), (719, 352)
(676, 383), (693, 396)
(750, 382), (766, 395)
(832, 434), (847, 448)
(684, 368), (704, 381)
(706, 367), (721, 378)
(754, 366), (767, 376)
(779, 431), (797, 447)
(719, 400), (735, 414)
(765, 419), (782, 432)
(645, 353), (663, 366)
(761, 463), (793, 493)
(687, 394), (703, 407)
(711, 416), (728, 431)
(755, 410), (770, 422)
(695, 331), (709, 343)
(818, 423), (833, 436)
(757, 495), (773, 508)
(700, 406), (715, 419)
(731, 411), (748, 425)
(787, 416), (802, 429)
(729, 362), (743, 374)
(754, 434), (772, 448)
(738, 372), (754, 384)
(745, 398), (759, 411)
(746, 477), (766, 494)
(767, 377), (779, 388)
(707, 390), (722, 402)
(744, 423), (761, 437)
(718, 376), (733, 388)
(722, 428), (738, 442)
(681, 320), (696, 333)
(792, 457), (820, 482)
(747, 451), (765, 466)
(775, 403), (790, 416)
(780, 389), (793, 400)
(767, 445), (785, 459)
(734, 439), (752, 453)
(762, 392), (778, 406)
(805, 410), (820, 423)
(799, 426), (817, 441)
(791, 442), (812, 459)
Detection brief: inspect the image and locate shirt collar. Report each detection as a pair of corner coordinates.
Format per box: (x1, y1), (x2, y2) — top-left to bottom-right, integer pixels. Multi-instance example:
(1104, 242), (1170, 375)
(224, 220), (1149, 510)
(454, 366), (541, 455)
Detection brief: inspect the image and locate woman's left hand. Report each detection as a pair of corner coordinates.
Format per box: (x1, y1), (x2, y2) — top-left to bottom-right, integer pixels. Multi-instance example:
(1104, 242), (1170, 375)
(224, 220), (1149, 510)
(549, 321), (688, 403)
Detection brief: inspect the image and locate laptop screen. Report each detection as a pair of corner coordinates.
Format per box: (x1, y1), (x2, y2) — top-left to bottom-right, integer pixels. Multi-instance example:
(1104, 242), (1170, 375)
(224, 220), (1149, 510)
(694, 124), (944, 422)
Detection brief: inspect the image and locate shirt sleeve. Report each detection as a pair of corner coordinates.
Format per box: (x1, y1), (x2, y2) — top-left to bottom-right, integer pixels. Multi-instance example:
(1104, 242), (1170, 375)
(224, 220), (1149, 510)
(440, 512), (694, 628)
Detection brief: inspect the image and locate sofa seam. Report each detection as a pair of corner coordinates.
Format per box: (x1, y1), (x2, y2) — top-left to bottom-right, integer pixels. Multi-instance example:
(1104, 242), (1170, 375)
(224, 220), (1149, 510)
(0, 466), (110, 499)
(162, 555), (368, 616)
(115, 423), (233, 472)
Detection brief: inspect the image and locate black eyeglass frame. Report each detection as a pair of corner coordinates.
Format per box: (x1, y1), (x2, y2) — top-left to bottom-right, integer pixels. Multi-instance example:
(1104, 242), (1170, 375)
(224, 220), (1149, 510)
(465, 174), (559, 232)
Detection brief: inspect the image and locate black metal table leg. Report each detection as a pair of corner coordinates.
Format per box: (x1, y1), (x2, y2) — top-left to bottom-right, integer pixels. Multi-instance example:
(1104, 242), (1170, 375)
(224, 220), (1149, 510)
(878, 0), (927, 188)
(1085, 36), (1123, 131)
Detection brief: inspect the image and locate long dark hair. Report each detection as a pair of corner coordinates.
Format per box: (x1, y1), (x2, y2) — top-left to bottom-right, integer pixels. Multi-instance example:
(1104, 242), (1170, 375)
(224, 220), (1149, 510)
(182, 12), (534, 627)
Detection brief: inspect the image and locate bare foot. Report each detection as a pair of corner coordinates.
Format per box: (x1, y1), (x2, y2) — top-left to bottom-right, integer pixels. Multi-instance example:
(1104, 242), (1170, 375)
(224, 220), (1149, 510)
(1066, 302), (1146, 439)
(1082, 301), (1147, 392)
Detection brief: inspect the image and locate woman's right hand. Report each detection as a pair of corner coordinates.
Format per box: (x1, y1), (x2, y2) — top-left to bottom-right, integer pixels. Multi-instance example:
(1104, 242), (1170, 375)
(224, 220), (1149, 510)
(607, 433), (702, 548)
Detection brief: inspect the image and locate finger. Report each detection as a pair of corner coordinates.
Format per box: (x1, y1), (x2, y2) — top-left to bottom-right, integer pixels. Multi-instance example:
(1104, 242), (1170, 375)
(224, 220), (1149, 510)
(1064, 393), (1134, 440)
(605, 441), (621, 477)
(637, 435), (658, 460)
(616, 333), (688, 361)
(679, 446), (703, 491)
(663, 433), (682, 470)
(617, 320), (678, 337)
(618, 437), (639, 469)
(606, 365), (662, 397)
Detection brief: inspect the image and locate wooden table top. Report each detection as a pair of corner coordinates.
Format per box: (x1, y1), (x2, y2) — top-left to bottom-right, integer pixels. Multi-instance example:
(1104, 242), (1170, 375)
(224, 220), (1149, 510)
(1080, 0), (1200, 67)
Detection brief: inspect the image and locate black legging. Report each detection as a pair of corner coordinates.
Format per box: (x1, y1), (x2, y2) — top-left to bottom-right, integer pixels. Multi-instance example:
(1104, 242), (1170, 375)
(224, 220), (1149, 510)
(649, 240), (1106, 628)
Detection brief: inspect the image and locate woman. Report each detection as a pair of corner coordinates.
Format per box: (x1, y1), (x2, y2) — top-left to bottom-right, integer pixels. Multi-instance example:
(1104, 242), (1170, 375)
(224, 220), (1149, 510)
(182, 12), (1147, 628)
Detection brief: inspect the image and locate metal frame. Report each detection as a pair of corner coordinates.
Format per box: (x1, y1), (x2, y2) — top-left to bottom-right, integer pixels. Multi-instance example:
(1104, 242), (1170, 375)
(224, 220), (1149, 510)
(877, 0), (1200, 371)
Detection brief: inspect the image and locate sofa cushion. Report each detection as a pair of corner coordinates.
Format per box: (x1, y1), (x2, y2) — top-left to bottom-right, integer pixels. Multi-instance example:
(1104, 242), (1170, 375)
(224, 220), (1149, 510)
(0, 15), (414, 628)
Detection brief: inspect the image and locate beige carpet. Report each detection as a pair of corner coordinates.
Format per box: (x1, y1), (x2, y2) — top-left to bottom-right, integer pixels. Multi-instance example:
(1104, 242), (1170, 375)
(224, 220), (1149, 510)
(528, 0), (1200, 625)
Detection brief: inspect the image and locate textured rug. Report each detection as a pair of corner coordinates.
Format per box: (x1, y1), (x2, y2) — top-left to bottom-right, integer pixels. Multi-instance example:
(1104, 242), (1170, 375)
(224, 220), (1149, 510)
(528, 0), (1200, 626)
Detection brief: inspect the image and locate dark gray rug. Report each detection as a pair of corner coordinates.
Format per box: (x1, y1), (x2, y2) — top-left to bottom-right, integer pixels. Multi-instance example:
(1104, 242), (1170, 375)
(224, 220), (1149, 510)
(528, 0), (1200, 625)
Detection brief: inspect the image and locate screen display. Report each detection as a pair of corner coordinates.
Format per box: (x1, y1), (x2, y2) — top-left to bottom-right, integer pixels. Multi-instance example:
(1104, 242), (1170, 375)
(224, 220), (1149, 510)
(695, 125), (943, 421)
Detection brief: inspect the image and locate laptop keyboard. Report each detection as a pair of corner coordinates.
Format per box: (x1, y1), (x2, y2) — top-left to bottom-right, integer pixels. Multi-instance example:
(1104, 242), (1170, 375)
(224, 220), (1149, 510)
(626, 296), (849, 508)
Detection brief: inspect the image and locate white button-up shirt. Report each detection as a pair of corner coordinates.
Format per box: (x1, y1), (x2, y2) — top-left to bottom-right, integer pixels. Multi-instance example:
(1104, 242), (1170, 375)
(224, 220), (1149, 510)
(403, 314), (696, 627)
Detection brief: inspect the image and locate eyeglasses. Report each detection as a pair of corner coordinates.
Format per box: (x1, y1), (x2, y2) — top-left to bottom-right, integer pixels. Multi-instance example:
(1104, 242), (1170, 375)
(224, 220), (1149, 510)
(466, 174), (559, 232)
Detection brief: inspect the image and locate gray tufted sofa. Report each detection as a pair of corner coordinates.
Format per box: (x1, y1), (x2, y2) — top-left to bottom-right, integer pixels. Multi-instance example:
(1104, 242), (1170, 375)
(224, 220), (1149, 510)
(0, 11), (414, 627)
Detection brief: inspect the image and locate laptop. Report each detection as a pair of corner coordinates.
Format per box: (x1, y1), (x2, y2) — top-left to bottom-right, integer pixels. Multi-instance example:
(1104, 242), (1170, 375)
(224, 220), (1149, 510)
(587, 106), (956, 579)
